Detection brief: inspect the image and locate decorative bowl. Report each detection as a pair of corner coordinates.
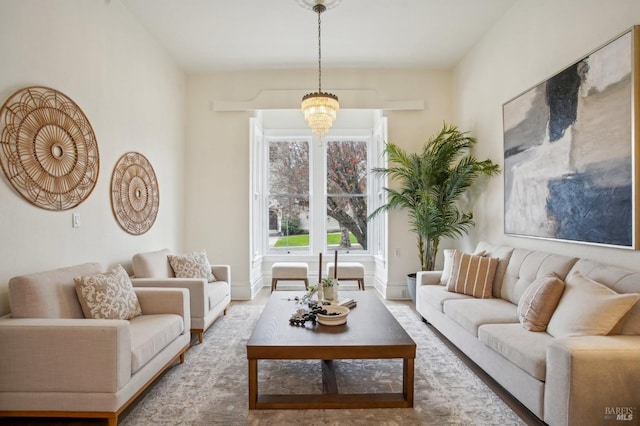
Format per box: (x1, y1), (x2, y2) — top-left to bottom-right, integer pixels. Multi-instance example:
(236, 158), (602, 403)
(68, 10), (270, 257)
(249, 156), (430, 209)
(316, 304), (350, 326)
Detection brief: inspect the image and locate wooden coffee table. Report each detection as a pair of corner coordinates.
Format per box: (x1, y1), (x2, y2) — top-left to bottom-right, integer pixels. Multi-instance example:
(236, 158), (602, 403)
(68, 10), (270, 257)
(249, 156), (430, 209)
(246, 291), (416, 410)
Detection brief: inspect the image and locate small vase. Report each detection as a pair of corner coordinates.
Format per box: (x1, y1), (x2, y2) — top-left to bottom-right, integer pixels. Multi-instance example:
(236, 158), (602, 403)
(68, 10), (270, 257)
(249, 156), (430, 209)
(323, 281), (338, 302)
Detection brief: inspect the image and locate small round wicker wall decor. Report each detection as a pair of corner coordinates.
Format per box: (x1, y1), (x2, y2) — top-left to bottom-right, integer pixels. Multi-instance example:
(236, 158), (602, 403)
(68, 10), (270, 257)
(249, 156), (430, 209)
(0, 86), (100, 210)
(111, 152), (159, 235)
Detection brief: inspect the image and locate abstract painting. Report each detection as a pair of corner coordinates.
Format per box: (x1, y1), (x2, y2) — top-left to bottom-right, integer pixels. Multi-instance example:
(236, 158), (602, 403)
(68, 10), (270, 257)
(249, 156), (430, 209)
(503, 26), (639, 248)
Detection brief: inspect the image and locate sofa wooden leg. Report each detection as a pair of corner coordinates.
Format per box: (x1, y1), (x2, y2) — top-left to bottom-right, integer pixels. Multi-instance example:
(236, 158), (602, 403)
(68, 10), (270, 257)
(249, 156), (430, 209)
(198, 331), (204, 344)
(271, 278), (277, 291)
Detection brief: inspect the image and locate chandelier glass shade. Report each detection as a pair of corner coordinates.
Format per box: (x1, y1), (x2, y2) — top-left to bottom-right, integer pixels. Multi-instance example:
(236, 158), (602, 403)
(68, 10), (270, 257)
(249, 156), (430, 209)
(301, 3), (339, 138)
(301, 92), (339, 139)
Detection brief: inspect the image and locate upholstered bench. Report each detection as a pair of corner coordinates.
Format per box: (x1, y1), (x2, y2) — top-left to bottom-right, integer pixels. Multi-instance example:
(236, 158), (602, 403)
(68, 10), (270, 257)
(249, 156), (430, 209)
(326, 262), (365, 290)
(271, 262), (309, 291)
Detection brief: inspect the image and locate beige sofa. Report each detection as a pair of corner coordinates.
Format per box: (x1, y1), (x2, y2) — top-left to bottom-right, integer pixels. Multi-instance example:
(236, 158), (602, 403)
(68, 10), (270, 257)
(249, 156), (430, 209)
(131, 249), (231, 343)
(416, 242), (640, 426)
(0, 263), (191, 426)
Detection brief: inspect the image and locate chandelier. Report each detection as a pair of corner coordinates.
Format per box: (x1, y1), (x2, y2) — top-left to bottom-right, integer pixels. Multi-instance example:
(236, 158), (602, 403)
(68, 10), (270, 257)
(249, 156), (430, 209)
(301, 1), (339, 139)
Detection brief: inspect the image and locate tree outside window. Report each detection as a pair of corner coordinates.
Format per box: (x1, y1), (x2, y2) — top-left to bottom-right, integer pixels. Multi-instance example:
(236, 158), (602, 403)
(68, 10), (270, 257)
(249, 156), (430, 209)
(267, 138), (369, 253)
(268, 140), (310, 252)
(326, 140), (367, 251)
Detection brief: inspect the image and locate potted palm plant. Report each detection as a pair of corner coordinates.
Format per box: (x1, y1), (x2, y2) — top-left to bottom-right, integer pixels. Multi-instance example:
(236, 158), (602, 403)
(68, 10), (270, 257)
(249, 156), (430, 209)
(368, 123), (500, 303)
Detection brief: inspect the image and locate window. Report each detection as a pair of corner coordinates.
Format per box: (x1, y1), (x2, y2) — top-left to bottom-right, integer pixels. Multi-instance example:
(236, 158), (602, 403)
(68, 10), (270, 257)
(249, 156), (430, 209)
(264, 136), (371, 254)
(326, 140), (368, 252)
(250, 112), (387, 261)
(267, 140), (310, 253)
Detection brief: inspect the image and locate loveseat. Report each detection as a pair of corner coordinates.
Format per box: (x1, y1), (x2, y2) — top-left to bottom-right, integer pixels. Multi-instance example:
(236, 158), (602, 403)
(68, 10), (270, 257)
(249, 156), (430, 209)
(0, 262), (191, 426)
(131, 248), (231, 343)
(416, 241), (640, 426)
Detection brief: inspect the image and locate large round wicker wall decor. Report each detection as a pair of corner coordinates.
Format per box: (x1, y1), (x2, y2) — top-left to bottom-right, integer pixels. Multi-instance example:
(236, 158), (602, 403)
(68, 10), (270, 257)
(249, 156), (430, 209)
(111, 152), (159, 235)
(0, 86), (100, 210)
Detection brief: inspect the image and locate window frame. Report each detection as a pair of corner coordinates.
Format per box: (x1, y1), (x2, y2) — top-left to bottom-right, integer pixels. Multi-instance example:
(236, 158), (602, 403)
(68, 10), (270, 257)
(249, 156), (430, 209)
(258, 129), (379, 257)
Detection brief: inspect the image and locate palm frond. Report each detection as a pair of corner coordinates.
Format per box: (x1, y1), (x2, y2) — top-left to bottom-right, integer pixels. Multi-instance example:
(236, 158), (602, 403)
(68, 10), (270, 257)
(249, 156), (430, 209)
(367, 122), (501, 270)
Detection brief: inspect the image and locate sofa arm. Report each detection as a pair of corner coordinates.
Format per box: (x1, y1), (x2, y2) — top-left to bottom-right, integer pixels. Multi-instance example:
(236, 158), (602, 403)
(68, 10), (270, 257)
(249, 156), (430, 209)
(134, 287), (191, 333)
(0, 318), (131, 393)
(545, 335), (640, 426)
(416, 270), (442, 286)
(133, 278), (205, 319)
(212, 264), (230, 283)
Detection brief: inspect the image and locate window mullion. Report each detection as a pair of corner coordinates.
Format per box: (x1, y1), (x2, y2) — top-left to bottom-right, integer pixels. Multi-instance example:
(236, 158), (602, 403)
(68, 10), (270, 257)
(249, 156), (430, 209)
(311, 138), (325, 255)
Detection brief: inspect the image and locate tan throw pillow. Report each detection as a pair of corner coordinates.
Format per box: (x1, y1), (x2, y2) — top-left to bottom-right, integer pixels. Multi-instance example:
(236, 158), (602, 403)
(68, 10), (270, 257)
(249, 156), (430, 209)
(168, 249), (215, 282)
(517, 274), (565, 332)
(74, 265), (142, 320)
(446, 250), (498, 298)
(547, 271), (640, 338)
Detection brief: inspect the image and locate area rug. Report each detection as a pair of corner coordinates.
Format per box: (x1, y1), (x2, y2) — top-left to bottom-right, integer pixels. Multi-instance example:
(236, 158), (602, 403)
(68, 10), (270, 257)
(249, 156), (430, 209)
(120, 304), (526, 426)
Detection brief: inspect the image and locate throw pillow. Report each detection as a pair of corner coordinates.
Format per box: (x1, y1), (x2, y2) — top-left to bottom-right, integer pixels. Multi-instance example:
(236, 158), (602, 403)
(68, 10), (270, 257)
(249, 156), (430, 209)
(439, 249), (456, 285)
(446, 250), (498, 298)
(168, 249), (216, 282)
(74, 264), (142, 320)
(517, 274), (565, 332)
(547, 271), (640, 338)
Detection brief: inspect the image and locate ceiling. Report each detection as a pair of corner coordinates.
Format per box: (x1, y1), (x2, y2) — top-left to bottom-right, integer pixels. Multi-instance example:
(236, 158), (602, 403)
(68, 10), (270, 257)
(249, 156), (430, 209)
(121, 0), (516, 73)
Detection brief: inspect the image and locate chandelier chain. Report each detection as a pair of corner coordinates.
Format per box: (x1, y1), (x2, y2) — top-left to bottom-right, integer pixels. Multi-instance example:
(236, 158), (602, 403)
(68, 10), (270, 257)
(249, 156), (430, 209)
(317, 6), (322, 92)
(301, 2), (338, 139)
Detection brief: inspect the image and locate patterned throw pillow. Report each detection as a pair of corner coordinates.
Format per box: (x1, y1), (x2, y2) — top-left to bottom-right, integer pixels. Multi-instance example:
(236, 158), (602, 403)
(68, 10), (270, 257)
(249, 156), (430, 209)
(74, 264), (142, 320)
(168, 249), (216, 282)
(446, 250), (498, 298)
(517, 274), (565, 332)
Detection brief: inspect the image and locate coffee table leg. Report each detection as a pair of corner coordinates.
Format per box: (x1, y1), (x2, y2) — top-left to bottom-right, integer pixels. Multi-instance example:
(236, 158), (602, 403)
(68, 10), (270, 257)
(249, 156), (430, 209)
(403, 357), (415, 407)
(248, 359), (258, 409)
(321, 360), (338, 394)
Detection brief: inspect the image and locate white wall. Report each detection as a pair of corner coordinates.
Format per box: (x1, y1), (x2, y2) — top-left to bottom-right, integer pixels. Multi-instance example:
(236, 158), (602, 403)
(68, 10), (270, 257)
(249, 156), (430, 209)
(0, 0), (186, 315)
(453, 0), (640, 267)
(185, 69), (452, 298)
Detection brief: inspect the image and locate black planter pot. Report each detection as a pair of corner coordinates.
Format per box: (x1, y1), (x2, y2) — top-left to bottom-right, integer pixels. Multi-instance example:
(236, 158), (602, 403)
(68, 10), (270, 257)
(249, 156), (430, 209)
(406, 273), (417, 304)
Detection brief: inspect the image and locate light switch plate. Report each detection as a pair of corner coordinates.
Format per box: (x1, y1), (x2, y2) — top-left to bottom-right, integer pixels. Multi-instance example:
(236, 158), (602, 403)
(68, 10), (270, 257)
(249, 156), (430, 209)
(72, 213), (81, 228)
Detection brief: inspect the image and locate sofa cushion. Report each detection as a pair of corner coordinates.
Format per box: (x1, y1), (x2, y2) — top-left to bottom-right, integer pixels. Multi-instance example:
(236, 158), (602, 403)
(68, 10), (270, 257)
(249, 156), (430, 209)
(168, 249), (215, 282)
(474, 242), (515, 297)
(501, 249), (577, 305)
(420, 284), (472, 313)
(9, 263), (101, 319)
(517, 274), (565, 332)
(547, 271), (640, 338)
(132, 248), (175, 278)
(74, 265), (142, 320)
(478, 323), (553, 381)
(443, 298), (519, 336)
(569, 259), (640, 335)
(447, 250), (498, 298)
(129, 313), (184, 373)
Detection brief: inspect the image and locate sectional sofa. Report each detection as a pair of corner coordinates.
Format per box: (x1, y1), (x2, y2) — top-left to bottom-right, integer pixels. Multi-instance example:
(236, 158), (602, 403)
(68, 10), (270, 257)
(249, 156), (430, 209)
(416, 241), (640, 426)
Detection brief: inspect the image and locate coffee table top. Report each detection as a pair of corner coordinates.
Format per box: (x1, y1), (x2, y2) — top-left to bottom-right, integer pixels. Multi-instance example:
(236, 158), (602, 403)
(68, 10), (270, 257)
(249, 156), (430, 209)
(247, 291), (416, 360)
